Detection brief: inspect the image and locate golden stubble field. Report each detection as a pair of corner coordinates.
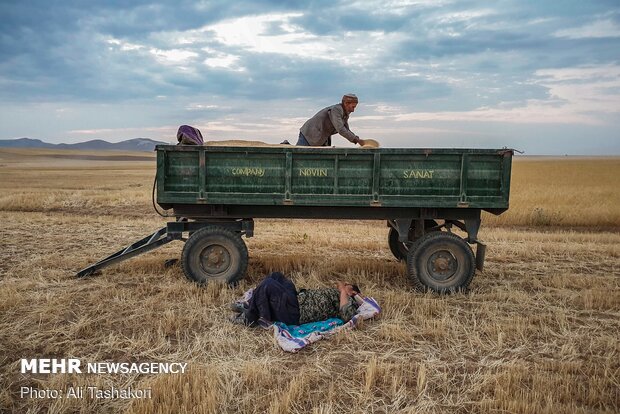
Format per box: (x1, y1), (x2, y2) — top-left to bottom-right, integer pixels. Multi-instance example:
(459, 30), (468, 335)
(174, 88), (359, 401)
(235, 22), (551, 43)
(0, 148), (618, 414)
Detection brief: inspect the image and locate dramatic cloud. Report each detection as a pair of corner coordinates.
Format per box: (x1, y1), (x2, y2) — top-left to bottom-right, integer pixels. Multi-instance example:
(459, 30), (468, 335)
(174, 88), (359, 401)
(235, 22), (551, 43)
(0, 1), (618, 154)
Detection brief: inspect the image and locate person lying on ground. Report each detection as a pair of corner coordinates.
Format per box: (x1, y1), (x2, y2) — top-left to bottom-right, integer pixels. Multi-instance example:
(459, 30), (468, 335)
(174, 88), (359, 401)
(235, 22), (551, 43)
(230, 272), (363, 327)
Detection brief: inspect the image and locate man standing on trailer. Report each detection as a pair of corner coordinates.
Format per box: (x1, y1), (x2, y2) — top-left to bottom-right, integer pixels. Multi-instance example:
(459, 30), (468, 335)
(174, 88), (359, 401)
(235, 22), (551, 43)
(297, 94), (366, 147)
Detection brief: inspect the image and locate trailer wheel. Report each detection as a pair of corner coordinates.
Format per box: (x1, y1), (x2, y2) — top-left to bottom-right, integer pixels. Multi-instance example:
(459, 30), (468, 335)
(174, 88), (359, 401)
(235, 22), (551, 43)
(388, 220), (439, 261)
(407, 232), (475, 293)
(182, 226), (248, 285)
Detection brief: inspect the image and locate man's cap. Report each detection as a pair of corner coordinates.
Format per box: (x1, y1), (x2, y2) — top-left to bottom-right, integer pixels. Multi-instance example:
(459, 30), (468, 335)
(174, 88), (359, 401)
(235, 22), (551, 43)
(342, 93), (358, 103)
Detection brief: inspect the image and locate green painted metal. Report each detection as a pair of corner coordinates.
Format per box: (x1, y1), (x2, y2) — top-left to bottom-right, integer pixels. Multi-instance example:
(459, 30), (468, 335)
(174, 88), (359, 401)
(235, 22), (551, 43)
(156, 145), (512, 211)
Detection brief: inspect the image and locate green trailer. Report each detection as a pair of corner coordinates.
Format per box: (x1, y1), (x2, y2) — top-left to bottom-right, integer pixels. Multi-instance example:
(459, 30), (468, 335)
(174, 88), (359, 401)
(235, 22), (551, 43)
(77, 145), (513, 293)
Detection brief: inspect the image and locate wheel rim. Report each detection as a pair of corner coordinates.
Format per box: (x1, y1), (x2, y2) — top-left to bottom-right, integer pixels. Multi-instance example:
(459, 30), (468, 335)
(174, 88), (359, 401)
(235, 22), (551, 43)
(199, 244), (231, 276)
(426, 250), (458, 281)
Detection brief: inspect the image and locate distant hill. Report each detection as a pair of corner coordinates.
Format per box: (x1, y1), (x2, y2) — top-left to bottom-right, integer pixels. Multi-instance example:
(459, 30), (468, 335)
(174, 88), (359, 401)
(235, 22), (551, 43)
(0, 137), (170, 152)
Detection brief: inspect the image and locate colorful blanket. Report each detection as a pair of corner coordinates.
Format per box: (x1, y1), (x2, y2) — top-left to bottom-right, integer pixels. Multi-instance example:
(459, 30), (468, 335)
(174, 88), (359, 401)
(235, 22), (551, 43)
(272, 297), (381, 352)
(274, 318), (344, 337)
(233, 289), (381, 352)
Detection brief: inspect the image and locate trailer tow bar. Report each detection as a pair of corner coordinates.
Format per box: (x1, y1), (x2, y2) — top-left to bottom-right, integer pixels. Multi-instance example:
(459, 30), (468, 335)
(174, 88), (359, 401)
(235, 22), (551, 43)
(76, 227), (176, 277)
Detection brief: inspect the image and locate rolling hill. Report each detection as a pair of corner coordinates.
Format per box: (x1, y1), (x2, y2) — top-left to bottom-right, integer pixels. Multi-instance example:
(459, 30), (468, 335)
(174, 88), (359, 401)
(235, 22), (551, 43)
(0, 137), (170, 152)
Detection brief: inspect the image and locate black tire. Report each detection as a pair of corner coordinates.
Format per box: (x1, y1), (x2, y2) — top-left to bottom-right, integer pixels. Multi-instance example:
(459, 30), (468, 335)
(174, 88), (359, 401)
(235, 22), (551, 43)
(406, 232), (475, 293)
(388, 219), (439, 261)
(181, 226), (248, 285)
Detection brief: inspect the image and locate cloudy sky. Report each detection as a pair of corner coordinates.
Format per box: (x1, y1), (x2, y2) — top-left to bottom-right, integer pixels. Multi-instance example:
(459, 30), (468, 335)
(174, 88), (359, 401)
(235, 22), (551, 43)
(1, 1), (619, 154)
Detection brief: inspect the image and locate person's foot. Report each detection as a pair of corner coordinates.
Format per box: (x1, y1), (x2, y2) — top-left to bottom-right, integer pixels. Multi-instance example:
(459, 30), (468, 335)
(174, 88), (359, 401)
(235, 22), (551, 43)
(229, 302), (247, 313)
(230, 313), (247, 325)
(229, 312), (258, 327)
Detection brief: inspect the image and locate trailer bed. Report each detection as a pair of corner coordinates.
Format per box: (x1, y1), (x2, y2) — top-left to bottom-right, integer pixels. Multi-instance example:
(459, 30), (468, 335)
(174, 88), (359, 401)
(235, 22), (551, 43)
(156, 145), (512, 218)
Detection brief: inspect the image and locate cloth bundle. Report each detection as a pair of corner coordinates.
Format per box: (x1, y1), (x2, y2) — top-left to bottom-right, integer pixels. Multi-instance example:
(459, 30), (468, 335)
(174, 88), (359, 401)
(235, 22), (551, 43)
(177, 125), (204, 145)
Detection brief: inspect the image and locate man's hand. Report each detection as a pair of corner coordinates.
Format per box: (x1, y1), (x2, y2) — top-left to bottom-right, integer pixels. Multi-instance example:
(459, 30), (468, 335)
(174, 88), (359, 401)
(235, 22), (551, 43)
(336, 281), (356, 296)
(357, 138), (365, 146)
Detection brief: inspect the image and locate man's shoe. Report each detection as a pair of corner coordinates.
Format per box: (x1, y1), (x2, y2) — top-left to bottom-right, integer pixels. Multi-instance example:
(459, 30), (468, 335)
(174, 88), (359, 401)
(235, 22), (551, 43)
(229, 313), (259, 328)
(229, 302), (247, 313)
(230, 313), (246, 325)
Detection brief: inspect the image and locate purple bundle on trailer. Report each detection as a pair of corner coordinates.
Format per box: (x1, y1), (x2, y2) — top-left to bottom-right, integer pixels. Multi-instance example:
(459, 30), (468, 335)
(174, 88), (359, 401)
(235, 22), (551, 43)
(177, 125), (204, 145)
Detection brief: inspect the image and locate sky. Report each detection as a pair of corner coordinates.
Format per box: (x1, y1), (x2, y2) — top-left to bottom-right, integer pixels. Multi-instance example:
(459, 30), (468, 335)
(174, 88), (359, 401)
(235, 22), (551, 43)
(1, 1), (619, 155)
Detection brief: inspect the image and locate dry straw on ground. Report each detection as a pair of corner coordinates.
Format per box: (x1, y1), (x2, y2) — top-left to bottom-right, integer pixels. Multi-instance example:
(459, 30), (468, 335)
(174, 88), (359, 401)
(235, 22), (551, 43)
(0, 148), (618, 414)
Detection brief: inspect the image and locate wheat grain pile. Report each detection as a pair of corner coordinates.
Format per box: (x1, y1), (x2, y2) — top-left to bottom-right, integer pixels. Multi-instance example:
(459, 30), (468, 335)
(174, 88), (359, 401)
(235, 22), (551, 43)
(206, 140), (291, 147)
(361, 139), (380, 148)
(205, 139), (380, 148)
(0, 149), (618, 414)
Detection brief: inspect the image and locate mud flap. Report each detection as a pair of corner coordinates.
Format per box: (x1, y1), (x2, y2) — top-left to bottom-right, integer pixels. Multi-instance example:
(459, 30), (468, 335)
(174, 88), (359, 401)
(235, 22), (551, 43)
(475, 241), (486, 271)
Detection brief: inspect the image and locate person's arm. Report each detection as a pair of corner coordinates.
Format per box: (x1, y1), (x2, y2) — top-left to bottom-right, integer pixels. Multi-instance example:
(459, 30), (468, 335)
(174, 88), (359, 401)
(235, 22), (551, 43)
(337, 281), (350, 307)
(328, 105), (360, 144)
(339, 298), (358, 322)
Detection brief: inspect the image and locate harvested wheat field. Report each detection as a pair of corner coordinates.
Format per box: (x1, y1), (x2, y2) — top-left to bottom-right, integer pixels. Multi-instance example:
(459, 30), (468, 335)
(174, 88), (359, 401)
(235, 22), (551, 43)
(0, 148), (619, 414)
